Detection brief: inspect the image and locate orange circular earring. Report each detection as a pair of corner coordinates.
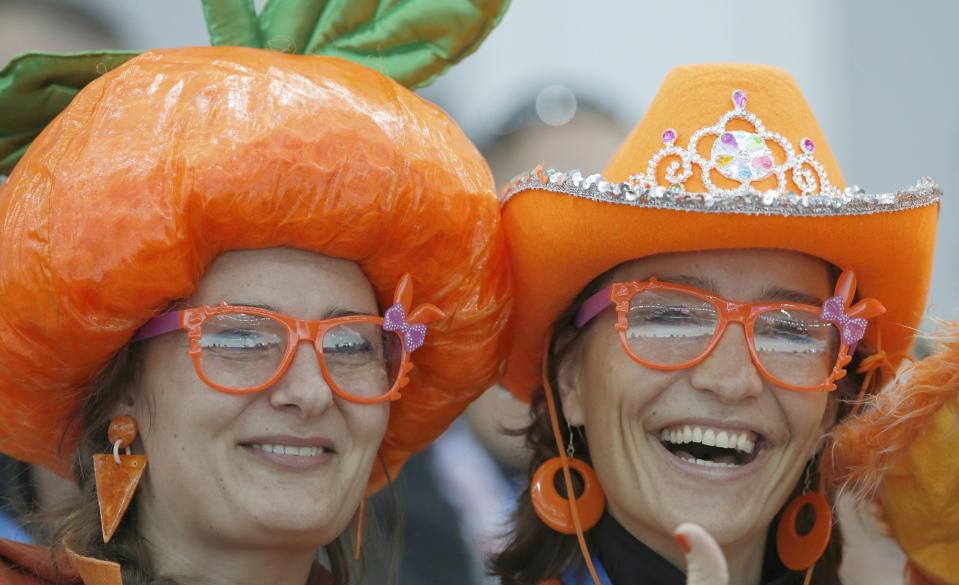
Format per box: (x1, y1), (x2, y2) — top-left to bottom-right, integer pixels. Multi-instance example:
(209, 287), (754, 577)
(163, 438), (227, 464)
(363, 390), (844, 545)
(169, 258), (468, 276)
(776, 484), (832, 570)
(530, 429), (605, 534)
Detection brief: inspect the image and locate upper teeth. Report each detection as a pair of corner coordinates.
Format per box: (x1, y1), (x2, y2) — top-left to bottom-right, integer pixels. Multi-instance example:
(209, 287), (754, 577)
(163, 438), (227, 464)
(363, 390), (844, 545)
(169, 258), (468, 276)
(250, 444), (327, 457)
(660, 425), (756, 454)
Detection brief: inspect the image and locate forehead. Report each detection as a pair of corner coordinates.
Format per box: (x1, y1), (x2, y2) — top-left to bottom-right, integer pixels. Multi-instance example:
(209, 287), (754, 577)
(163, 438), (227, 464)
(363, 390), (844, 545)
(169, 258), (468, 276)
(188, 248), (378, 317)
(609, 249), (833, 302)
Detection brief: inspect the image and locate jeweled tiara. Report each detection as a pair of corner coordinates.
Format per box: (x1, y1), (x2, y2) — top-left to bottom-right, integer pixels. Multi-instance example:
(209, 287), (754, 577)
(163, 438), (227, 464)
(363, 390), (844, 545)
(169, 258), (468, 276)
(500, 89), (941, 216)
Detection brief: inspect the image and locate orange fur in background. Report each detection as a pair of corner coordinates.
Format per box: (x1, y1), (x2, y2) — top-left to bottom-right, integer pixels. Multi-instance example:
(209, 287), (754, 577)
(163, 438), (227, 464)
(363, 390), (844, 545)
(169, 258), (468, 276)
(833, 325), (959, 585)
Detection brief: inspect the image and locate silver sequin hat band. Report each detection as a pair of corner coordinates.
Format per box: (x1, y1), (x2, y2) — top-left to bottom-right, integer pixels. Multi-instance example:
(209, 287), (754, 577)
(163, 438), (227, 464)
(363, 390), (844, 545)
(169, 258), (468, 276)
(501, 167), (940, 217)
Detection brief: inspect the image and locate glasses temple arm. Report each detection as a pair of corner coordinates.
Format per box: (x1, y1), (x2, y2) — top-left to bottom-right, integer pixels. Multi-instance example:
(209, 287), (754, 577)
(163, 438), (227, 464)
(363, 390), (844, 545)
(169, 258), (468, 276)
(132, 311), (182, 342)
(574, 286), (613, 329)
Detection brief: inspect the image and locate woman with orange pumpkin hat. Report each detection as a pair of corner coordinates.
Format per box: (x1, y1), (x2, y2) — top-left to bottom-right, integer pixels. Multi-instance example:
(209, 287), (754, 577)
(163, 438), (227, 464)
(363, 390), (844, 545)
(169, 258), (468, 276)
(0, 1), (511, 583)
(490, 64), (941, 585)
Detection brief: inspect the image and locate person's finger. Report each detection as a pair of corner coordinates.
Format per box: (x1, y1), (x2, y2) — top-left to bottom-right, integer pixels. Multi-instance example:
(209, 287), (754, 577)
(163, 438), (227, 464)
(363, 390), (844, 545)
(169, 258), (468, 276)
(675, 522), (729, 585)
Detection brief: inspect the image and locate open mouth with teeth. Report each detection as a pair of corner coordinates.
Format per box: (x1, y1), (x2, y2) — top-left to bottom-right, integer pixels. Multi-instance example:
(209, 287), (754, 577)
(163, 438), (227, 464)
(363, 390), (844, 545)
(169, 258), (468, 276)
(249, 443), (330, 457)
(659, 425), (762, 468)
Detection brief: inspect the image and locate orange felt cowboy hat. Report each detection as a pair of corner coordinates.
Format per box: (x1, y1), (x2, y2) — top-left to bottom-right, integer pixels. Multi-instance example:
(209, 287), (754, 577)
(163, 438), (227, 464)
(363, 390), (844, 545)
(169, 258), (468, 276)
(0, 46), (511, 491)
(501, 63), (940, 402)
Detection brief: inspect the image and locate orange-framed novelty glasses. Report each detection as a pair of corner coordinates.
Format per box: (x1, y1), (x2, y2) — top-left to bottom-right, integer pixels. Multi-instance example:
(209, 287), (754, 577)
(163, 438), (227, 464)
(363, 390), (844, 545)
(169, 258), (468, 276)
(133, 274), (444, 404)
(574, 269), (885, 392)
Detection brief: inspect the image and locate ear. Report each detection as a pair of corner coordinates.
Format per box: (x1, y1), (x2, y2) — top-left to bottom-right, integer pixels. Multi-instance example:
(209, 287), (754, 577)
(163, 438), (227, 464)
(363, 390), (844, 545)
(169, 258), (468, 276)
(107, 389), (139, 424)
(555, 346), (586, 427)
(107, 362), (145, 419)
(816, 394), (842, 448)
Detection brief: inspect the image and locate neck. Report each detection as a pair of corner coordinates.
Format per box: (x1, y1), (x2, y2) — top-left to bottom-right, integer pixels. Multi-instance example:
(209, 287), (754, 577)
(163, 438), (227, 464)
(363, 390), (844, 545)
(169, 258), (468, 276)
(136, 503), (322, 585)
(606, 504), (766, 585)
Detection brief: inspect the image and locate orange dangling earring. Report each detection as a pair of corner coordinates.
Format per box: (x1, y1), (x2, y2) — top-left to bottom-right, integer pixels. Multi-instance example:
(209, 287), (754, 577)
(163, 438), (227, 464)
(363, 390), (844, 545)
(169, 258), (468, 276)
(776, 457), (832, 573)
(530, 424), (606, 534)
(93, 415), (148, 543)
(353, 494), (367, 560)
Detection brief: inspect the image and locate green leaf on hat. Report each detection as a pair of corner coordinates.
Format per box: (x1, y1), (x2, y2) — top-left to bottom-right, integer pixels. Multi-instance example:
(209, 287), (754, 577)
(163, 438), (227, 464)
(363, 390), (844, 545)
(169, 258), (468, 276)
(0, 0), (509, 175)
(0, 51), (138, 176)
(202, 0), (263, 48)
(251, 0), (510, 88)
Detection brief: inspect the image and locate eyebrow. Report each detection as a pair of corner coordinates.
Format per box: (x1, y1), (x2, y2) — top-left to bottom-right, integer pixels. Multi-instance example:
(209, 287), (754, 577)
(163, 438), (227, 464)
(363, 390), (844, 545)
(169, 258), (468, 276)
(757, 286), (823, 306)
(652, 275), (823, 306)
(230, 302), (278, 312)
(325, 308), (370, 319)
(226, 303), (372, 318)
(656, 274), (717, 290)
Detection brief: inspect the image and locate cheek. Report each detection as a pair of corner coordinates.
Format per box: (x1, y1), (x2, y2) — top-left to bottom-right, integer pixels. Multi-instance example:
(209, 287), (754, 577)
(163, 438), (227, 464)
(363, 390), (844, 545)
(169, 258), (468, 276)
(581, 332), (677, 424)
(777, 391), (830, 447)
(134, 339), (249, 457)
(338, 399), (390, 452)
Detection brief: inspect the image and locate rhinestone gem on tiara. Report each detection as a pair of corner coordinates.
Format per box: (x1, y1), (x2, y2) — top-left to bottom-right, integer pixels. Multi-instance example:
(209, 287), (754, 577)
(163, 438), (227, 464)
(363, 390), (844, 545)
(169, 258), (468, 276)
(640, 89), (837, 197)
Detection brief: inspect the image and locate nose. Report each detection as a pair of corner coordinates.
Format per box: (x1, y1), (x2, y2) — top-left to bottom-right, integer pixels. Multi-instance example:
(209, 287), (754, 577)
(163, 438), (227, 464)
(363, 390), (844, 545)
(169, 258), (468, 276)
(267, 342), (335, 419)
(688, 323), (764, 403)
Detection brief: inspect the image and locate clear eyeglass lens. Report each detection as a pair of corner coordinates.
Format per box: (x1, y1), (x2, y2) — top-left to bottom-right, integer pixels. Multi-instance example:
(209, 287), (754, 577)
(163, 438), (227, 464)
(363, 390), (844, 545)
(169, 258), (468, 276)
(753, 308), (839, 388)
(625, 289), (720, 366)
(321, 322), (402, 399)
(198, 311), (289, 390)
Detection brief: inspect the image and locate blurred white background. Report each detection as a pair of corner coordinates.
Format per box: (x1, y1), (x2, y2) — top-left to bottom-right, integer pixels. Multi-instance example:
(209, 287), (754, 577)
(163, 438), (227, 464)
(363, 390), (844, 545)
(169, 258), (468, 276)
(7, 0), (951, 324)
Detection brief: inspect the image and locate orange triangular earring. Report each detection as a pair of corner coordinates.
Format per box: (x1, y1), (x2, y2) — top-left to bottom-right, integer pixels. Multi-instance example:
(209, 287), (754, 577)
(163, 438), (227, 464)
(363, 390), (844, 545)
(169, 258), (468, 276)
(93, 415), (147, 543)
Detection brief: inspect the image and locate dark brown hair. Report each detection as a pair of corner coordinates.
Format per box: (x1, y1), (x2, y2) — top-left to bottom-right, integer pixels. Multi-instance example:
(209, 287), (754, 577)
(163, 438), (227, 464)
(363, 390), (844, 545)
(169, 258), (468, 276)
(491, 262), (879, 585)
(37, 342), (375, 585)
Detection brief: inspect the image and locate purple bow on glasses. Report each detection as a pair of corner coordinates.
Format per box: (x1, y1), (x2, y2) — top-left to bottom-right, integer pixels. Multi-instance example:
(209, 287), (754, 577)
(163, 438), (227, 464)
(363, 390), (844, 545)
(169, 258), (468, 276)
(383, 303), (428, 353)
(820, 296), (868, 346)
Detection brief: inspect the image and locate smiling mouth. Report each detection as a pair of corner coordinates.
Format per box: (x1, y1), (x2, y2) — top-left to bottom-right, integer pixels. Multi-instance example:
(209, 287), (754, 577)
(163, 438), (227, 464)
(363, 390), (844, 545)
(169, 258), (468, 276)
(248, 443), (330, 457)
(658, 425), (764, 468)
(240, 441), (335, 470)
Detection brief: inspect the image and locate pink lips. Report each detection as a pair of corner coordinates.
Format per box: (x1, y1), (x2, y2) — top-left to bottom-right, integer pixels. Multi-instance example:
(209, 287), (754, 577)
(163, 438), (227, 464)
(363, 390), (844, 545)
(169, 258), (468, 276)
(240, 435), (336, 471)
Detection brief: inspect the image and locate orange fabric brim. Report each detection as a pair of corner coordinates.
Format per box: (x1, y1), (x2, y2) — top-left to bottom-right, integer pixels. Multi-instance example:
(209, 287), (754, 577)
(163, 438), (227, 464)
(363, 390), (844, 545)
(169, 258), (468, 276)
(502, 189), (939, 401)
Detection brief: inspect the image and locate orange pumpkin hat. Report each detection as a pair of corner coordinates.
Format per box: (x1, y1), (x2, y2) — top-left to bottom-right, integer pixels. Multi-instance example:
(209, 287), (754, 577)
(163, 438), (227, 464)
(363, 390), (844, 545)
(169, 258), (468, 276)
(0, 43), (511, 488)
(833, 325), (959, 585)
(501, 63), (940, 402)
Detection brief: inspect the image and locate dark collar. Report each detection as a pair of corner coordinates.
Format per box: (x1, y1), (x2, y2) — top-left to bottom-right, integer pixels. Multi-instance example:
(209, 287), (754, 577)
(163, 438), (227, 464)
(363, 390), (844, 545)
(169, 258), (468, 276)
(590, 513), (795, 585)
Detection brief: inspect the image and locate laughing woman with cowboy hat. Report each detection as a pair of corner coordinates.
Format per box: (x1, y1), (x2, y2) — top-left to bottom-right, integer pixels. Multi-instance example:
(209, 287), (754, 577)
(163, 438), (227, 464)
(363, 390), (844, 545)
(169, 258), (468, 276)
(0, 1), (511, 583)
(490, 64), (941, 585)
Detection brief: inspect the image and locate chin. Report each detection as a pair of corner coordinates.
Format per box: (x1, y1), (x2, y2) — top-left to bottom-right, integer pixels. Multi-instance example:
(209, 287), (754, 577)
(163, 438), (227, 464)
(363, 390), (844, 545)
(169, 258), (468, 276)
(244, 510), (345, 545)
(631, 483), (757, 541)
(670, 508), (765, 546)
